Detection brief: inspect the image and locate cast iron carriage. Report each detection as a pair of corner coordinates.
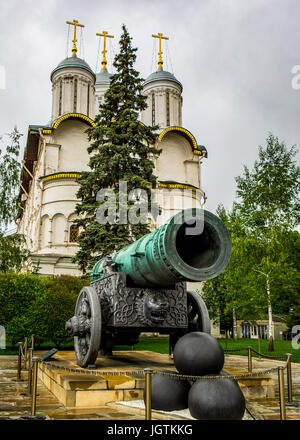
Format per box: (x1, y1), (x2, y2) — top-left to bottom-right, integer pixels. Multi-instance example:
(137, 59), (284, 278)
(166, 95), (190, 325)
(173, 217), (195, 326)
(66, 208), (231, 367)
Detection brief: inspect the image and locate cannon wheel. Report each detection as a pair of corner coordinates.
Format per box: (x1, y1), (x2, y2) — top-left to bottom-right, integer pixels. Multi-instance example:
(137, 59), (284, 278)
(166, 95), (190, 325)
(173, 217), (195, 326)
(170, 291), (211, 351)
(186, 290), (211, 334)
(74, 286), (101, 368)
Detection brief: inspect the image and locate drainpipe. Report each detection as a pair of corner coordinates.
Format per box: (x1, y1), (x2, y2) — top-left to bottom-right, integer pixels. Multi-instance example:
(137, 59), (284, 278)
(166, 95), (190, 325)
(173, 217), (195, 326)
(36, 131), (46, 252)
(197, 152), (206, 207)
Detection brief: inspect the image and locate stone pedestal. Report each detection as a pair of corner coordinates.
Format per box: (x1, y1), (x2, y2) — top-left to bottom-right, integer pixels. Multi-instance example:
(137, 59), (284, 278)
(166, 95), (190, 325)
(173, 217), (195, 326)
(38, 351), (276, 409)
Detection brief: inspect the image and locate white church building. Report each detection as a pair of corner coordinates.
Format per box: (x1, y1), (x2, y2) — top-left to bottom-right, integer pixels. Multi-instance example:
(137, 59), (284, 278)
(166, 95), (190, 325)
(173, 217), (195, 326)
(17, 26), (208, 277)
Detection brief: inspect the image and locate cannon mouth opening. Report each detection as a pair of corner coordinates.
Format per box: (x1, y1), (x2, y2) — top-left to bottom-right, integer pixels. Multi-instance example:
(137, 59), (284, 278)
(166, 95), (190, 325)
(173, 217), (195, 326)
(175, 220), (221, 270)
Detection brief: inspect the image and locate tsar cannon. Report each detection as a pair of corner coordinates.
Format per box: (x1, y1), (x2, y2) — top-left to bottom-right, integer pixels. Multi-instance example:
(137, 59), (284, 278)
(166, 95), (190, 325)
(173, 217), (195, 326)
(66, 208), (231, 367)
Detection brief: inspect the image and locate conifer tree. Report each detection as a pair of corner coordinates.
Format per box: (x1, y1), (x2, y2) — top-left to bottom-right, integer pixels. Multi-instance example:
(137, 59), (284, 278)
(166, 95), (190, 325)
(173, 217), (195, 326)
(73, 25), (160, 273)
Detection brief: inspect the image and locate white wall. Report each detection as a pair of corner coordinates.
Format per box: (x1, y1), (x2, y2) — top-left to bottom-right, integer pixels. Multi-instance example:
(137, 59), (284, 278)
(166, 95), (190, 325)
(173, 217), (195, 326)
(141, 80), (182, 129)
(51, 68), (95, 122)
(52, 119), (91, 172)
(156, 132), (200, 188)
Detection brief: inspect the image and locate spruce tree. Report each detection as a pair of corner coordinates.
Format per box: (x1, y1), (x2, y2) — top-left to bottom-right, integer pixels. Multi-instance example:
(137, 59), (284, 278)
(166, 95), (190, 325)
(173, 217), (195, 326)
(73, 25), (160, 274)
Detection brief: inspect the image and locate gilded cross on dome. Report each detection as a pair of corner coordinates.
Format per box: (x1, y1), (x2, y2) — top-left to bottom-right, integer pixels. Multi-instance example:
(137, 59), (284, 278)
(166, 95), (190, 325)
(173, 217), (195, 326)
(66, 19), (85, 56)
(96, 31), (114, 69)
(152, 32), (169, 68)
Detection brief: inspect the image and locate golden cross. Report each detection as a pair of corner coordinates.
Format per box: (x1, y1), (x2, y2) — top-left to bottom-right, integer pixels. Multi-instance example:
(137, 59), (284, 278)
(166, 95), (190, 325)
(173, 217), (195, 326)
(152, 32), (169, 68)
(66, 19), (85, 56)
(96, 31), (114, 69)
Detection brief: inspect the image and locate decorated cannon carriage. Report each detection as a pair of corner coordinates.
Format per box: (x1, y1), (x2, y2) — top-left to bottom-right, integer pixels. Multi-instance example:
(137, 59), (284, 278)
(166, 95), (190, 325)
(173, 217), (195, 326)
(66, 208), (231, 367)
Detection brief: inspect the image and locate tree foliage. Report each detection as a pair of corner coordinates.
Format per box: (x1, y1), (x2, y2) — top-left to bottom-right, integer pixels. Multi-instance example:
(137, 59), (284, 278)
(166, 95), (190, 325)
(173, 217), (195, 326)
(0, 127), (22, 229)
(0, 274), (86, 347)
(235, 133), (300, 232)
(202, 134), (300, 345)
(0, 233), (29, 273)
(0, 128), (29, 272)
(74, 25), (160, 273)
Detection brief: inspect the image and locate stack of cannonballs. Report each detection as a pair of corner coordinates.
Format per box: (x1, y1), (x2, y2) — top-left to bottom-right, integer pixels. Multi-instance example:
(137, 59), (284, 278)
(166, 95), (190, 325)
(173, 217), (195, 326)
(144, 332), (245, 420)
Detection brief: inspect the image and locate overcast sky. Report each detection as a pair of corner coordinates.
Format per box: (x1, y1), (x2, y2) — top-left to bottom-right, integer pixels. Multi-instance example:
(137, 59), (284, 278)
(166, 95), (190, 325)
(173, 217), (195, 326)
(0, 0), (300, 214)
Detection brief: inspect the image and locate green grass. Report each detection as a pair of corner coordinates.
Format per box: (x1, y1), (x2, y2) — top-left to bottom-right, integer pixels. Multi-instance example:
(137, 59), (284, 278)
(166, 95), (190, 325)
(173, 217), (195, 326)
(114, 336), (170, 354)
(0, 338), (74, 355)
(218, 338), (300, 363)
(1, 336), (299, 363)
(115, 337), (300, 363)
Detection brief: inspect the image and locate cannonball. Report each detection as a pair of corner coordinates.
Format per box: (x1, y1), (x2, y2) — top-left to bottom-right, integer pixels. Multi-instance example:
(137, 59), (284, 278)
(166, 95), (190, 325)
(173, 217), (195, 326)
(173, 332), (224, 376)
(143, 371), (190, 411)
(188, 377), (246, 420)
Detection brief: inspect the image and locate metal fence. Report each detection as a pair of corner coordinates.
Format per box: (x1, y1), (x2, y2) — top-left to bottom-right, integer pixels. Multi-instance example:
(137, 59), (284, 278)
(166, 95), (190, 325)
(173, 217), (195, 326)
(12, 337), (295, 420)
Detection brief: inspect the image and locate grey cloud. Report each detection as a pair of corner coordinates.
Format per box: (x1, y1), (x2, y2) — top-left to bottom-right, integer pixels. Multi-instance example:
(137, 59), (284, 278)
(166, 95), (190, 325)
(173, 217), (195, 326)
(0, 0), (299, 214)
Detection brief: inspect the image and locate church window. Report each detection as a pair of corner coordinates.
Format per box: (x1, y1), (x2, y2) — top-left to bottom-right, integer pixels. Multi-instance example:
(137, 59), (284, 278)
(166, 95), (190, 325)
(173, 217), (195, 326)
(69, 224), (79, 242)
(166, 91), (170, 126)
(152, 93), (155, 126)
(73, 78), (77, 112)
(58, 80), (62, 116)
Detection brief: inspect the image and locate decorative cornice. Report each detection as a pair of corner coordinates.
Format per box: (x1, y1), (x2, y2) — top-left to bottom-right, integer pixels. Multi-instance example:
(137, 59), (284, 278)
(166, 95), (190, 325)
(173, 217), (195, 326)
(159, 126), (197, 149)
(158, 181), (203, 193)
(42, 113), (95, 135)
(40, 172), (82, 183)
(53, 113), (95, 129)
(158, 126), (207, 157)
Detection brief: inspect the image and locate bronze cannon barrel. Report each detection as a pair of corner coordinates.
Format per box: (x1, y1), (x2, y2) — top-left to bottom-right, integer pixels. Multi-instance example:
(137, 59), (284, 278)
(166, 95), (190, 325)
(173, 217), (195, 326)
(91, 208), (231, 288)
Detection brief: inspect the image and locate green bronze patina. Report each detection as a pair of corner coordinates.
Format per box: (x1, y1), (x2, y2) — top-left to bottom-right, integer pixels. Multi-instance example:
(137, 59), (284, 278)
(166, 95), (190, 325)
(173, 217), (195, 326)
(91, 208), (231, 288)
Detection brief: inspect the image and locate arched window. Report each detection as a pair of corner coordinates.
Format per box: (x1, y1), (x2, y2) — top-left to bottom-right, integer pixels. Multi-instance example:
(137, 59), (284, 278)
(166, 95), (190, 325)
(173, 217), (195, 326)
(152, 92), (155, 126)
(73, 78), (78, 113)
(52, 214), (66, 244)
(58, 80), (62, 116)
(166, 91), (170, 126)
(69, 224), (79, 242)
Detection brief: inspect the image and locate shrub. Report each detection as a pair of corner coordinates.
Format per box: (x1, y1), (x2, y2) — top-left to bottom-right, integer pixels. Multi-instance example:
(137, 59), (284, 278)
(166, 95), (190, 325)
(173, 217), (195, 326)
(0, 273), (87, 347)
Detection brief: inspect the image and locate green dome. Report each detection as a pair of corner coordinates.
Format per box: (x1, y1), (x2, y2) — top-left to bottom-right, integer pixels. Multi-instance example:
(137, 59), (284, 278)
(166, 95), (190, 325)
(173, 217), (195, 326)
(143, 67), (182, 90)
(50, 55), (95, 81)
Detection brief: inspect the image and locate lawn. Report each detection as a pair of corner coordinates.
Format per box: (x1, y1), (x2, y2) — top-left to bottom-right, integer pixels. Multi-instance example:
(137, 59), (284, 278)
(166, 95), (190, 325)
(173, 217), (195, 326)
(217, 337), (300, 363)
(116, 337), (300, 363)
(1, 336), (299, 363)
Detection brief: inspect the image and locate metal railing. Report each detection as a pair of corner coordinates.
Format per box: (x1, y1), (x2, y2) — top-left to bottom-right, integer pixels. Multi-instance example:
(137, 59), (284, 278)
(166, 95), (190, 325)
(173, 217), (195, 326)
(10, 337), (295, 421)
(224, 346), (293, 419)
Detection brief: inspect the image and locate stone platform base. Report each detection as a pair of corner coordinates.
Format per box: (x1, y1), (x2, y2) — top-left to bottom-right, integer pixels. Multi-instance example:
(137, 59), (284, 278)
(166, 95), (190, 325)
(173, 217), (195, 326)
(39, 363), (144, 408)
(38, 350), (175, 408)
(237, 375), (275, 399)
(38, 351), (275, 409)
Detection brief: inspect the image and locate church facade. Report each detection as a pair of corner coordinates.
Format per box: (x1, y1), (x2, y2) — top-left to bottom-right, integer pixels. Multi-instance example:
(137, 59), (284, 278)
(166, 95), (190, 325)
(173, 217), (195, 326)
(17, 29), (208, 277)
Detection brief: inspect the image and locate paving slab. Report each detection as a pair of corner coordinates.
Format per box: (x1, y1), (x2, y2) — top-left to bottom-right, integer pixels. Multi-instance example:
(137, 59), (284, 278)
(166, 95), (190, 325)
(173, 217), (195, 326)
(0, 351), (299, 420)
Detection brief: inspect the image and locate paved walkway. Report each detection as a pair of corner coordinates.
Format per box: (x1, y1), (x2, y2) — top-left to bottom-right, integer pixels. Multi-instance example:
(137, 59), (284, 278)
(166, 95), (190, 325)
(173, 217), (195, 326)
(0, 352), (299, 420)
(224, 355), (300, 420)
(0, 354), (144, 420)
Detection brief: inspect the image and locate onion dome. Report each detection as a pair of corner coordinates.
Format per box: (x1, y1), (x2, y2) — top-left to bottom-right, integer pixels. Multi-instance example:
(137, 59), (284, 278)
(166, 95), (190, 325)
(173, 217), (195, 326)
(50, 55), (95, 81)
(143, 66), (182, 91)
(96, 67), (112, 85)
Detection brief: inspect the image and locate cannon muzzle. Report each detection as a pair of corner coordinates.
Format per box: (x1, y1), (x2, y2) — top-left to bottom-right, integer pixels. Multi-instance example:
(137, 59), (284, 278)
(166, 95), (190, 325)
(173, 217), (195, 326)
(91, 208), (231, 288)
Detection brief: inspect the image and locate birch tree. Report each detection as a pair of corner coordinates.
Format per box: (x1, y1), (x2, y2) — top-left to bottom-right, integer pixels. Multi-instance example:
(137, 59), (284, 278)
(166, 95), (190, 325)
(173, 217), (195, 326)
(234, 133), (300, 350)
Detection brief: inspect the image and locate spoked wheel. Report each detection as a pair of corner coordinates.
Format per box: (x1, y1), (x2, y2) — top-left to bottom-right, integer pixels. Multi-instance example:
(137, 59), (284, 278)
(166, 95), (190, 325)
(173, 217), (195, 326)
(170, 291), (211, 351)
(186, 290), (211, 334)
(66, 286), (101, 368)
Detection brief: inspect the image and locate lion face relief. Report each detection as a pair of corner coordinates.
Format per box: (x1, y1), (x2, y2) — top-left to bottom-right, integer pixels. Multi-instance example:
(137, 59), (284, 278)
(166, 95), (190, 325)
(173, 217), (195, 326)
(143, 291), (170, 326)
